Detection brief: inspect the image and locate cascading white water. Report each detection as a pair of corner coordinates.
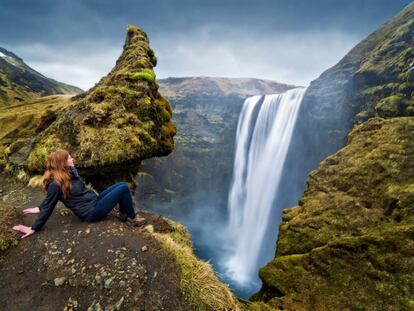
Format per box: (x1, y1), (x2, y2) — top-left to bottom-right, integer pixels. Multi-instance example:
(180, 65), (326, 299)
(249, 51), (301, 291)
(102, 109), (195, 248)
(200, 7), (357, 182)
(225, 87), (306, 285)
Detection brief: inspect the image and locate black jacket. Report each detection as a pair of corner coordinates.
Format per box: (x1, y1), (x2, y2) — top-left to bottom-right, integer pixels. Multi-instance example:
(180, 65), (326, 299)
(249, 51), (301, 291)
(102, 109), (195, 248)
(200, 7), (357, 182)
(31, 166), (98, 231)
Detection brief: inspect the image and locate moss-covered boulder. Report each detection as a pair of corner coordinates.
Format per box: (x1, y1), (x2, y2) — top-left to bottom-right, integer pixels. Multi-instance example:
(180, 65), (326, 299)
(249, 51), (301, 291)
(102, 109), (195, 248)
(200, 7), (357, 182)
(252, 117), (414, 310)
(0, 26), (175, 186)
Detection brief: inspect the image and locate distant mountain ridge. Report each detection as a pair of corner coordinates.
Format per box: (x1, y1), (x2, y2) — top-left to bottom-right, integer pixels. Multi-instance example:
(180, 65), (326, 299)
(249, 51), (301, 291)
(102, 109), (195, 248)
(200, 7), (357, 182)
(159, 76), (296, 100)
(0, 46), (82, 106)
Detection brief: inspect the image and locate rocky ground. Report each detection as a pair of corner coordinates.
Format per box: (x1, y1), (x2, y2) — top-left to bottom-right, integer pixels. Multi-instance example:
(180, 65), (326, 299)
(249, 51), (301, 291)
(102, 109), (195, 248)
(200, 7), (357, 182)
(0, 172), (193, 311)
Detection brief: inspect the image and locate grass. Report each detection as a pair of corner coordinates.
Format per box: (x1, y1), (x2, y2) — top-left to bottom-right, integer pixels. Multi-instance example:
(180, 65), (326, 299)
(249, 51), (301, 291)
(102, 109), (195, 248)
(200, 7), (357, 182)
(153, 220), (241, 311)
(0, 204), (20, 253)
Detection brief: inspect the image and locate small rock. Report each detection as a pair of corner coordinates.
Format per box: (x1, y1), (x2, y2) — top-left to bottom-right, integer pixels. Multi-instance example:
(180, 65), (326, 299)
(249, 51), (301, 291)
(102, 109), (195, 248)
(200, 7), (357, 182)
(95, 302), (103, 311)
(85, 228), (91, 234)
(153, 271), (158, 278)
(54, 277), (66, 286)
(144, 224), (154, 234)
(114, 297), (124, 311)
(119, 280), (126, 287)
(66, 259), (75, 265)
(141, 246), (148, 252)
(95, 275), (102, 285)
(104, 276), (115, 289)
(66, 248), (72, 255)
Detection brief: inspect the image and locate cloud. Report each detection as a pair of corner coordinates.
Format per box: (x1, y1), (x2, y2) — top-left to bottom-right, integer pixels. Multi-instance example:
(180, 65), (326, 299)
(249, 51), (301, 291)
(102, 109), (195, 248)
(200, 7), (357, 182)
(8, 41), (122, 90)
(6, 25), (360, 90)
(152, 26), (361, 86)
(0, 0), (410, 89)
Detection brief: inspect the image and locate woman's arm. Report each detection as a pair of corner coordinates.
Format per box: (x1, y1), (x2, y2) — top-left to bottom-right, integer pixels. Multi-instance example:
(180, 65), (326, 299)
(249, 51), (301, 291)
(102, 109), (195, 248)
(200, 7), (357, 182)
(30, 182), (62, 231)
(13, 182), (61, 238)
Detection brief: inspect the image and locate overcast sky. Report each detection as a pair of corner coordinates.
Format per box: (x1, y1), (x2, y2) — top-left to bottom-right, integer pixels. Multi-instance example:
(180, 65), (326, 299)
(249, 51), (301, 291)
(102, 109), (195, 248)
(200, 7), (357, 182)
(0, 0), (412, 90)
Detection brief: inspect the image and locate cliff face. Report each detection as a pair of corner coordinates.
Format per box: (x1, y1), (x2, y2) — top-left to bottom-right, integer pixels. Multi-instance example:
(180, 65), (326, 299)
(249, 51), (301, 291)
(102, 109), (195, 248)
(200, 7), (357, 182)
(0, 26), (176, 186)
(0, 47), (82, 106)
(253, 3), (414, 310)
(253, 117), (414, 310)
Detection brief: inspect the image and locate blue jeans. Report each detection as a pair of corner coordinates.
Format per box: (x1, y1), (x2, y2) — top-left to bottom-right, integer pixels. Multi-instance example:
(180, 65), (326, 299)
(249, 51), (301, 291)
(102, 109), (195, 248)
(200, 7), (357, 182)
(85, 182), (136, 222)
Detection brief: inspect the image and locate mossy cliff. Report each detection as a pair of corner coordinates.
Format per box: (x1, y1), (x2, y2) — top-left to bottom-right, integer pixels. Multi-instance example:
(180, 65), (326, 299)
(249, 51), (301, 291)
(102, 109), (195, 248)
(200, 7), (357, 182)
(283, 2), (414, 196)
(252, 117), (414, 310)
(0, 25), (175, 186)
(252, 3), (414, 310)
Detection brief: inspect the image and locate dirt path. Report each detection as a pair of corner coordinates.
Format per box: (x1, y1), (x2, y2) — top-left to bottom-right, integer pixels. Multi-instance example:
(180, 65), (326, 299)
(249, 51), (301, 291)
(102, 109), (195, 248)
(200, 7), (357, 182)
(0, 173), (193, 311)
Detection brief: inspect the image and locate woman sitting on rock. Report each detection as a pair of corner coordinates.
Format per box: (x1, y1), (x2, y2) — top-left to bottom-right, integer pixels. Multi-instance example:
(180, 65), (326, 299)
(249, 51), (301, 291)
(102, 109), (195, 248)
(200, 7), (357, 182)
(13, 149), (147, 238)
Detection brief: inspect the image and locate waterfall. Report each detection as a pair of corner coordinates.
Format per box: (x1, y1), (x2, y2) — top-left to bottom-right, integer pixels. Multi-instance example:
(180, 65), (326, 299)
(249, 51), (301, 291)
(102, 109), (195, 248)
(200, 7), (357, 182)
(225, 87), (306, 285)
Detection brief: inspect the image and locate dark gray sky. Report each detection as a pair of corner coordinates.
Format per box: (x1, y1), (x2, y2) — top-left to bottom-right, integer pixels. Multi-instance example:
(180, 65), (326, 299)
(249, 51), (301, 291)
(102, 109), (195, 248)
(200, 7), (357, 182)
(0, 0), (412, 89)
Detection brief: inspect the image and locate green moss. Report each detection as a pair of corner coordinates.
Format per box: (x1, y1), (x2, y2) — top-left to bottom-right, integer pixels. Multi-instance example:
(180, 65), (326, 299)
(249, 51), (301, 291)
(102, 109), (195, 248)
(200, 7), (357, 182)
(130, 69), (156, 84)
(0, 204), (20, 253)
(153, 219), (240, 310)
(375, 94), (407, 117)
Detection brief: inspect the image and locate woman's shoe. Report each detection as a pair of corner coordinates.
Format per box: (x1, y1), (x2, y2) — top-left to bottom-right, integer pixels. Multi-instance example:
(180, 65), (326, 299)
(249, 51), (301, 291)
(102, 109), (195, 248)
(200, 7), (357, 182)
(126, 215), (147, 227)
(117, 212), (128, 222)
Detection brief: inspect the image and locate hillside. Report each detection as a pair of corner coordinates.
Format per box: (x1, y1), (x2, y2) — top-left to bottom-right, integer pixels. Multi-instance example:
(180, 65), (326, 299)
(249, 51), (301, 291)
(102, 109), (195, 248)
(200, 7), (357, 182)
(0, 47), (82, 106)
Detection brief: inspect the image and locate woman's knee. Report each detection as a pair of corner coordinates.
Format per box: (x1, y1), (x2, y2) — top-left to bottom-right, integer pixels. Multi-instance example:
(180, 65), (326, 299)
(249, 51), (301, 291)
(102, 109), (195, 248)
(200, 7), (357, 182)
(119, 182), (130, 191)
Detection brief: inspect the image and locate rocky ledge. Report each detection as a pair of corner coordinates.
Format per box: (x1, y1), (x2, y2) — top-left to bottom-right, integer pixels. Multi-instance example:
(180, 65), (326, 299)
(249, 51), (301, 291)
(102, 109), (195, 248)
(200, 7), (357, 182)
(0, 173), (253, 310)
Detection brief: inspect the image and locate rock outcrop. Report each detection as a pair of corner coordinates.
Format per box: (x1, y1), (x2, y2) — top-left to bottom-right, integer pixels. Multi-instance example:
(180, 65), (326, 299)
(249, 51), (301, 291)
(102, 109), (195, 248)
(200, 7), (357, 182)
(0, 26), (176, 187)
(253, 3), (414, 310)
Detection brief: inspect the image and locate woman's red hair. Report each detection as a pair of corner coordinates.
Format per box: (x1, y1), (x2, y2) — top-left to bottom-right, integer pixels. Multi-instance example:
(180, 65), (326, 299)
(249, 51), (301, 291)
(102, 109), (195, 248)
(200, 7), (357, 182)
(42, 149), (72, 198)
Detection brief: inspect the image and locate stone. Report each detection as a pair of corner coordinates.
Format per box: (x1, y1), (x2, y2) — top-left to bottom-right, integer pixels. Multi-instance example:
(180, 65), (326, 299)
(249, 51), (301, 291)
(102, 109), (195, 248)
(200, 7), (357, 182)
(54, 277), (66, 286)
(104, 276), (115, 289)
(114, 297), (124, 311)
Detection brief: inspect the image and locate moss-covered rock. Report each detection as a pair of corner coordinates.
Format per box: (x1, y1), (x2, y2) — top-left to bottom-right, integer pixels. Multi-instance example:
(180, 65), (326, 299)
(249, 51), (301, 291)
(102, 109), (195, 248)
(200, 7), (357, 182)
(253, 117), (414, 310)
(0, 26), (176, 186)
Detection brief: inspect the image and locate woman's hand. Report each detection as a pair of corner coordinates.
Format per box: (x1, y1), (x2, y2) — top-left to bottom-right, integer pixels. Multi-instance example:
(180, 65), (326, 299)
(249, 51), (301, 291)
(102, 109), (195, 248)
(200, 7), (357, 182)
(23, 207), (40, 214)
(12, 224), (35, 238)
